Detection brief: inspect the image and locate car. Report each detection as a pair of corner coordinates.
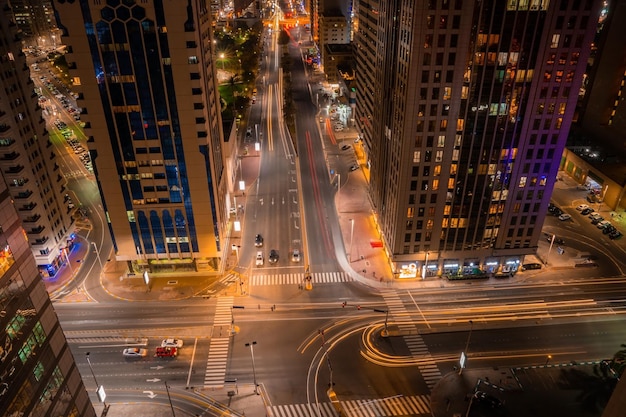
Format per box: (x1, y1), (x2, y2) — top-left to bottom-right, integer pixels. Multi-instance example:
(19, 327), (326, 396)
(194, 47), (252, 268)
(246, 127), (252, 136)
(546, 235), (565, 245)
(609, 230), (623, 240)
(552, 208), (563, 216)
(254, 234), (263, 247)
(580, 208), (594, 215)
(341, 144), (351, 151)
(255, 251), (264, 266)
(349, 164), (360, 171)
(589, 212), (603, 220)
(576, 204), (590, 211)
(558, 213), (571, 221)
(473, 391), (503, 408)
(291, 249), (301, 263)
(269, 249), (279, 264)
(597, 220), (611, 229)
(603, 226), (616, 235)
(161, 338), (183, 348)
(155, 347), (178, 358)
(123, 348), (147, 358)
(591, 217), (604, 225)
(521, 263), (542, 271)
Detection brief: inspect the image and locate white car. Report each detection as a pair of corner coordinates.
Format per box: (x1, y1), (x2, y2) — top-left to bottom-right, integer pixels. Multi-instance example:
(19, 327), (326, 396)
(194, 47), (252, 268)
(576, 204), (590, 211)
(291, 249), (301, 263)
(558, 213), (571, 221)
(161, 338), (183, 348)
(256, 251), (264, 266)
(123, 348), (147, 358)
(597, 220), (611, 229)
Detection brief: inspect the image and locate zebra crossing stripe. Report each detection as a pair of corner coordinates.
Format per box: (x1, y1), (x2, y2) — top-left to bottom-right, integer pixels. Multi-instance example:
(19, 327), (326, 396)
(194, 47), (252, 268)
(381, 290), (442, 390)
(250, 272), (352, 286)
(270, 396), (430, 417)
(214, 296), (233, 326)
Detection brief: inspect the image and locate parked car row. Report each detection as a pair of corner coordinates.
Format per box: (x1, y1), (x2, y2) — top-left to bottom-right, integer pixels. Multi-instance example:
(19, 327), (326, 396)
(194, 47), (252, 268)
(587, 212), (622, 240)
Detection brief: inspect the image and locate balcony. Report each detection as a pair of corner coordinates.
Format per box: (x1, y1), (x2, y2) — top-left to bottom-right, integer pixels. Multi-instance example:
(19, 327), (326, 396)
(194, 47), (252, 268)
(1, 151), (19, 161)
(9, 178), (28, 187)
(14, 190), (33, 199)
(32, 237), (49, 245)
(27, 226), (45, 235)
(23, 214), (41, 223)
(0, 138), (15, 147)
(0, 124), (10, 133)
(18, 202), (37, 211)
(4, 165), (24, 174)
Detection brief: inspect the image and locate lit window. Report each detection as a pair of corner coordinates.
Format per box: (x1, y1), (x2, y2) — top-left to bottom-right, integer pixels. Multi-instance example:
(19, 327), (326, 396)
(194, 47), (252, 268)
(550, 34), (560, 48)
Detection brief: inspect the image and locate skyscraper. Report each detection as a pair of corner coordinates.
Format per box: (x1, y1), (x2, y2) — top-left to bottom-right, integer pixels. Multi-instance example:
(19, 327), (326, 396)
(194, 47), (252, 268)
(0, 161), (95, 416)
(354, 0), (601, 277)
(53, 0), (229, 273)
(1, 0), (75, 279)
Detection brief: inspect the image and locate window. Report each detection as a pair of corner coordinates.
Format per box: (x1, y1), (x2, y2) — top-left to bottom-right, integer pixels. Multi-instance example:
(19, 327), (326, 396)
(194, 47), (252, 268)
(550, 34), (560, 48)
(188, 56), (198, 64)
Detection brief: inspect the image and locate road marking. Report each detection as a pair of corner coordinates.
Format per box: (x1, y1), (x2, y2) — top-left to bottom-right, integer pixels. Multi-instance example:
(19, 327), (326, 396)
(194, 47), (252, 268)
(250, 272), (352, 286)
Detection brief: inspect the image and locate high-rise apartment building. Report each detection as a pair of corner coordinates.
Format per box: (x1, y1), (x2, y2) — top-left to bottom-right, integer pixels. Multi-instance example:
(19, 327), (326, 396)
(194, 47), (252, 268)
(1, 0), (75, 279)
(53, 0), (228, 273)
(354, 0), (601, 277)
(7, 0), (56, 45)
(0, 171), (95, 415)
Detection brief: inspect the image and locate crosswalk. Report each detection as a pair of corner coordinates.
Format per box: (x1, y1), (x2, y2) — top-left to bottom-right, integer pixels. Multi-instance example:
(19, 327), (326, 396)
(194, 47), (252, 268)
(270, 395), (431, 417)
(204, 296), (233, 387)
(250, 272), (352, 286)
(381, 290), (441, 390)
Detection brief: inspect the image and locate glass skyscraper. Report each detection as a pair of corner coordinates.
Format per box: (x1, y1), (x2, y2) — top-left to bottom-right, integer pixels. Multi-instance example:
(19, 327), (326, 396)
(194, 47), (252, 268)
(53, 0), (228, 273)
(354, 0), (601, 277)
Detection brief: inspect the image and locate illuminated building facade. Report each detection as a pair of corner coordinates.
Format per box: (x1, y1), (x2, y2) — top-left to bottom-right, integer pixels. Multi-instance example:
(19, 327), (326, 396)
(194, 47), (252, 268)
(1, 0), (75, 278)
(354, 0), (602, 277)
(0, 170), (95, 416)
(53, 0), (229, 273)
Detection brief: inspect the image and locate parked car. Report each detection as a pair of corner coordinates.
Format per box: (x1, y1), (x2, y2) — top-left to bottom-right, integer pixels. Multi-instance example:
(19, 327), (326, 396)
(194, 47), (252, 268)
(591, 217), (604, 225)
(576, 204), (590, 211)
(269, 249), (279, 264)
(161, 338), (183, 348)
(123, 348), (147, 358)
(473, 391), (503, 408)
(580, 208), (594, 215)
(349, 164), (360, 172)
(255, 251), (264, 266)
(155, 347), (177, 358)
(609, 230), (623, 240)
(603, 226), (616, 235)
(558, 213), (571, 221)
(597, 220), (611, 229)
(521, 263), (542, 271)
(341, 144), (351, 151)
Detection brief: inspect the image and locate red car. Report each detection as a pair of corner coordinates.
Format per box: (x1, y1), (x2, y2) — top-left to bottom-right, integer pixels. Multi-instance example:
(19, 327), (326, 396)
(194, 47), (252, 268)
(155, 347), (177, 358)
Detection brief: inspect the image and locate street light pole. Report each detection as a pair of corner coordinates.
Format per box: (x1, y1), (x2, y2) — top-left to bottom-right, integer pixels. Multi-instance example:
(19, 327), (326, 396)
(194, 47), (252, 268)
(349, 218), (354, 263)
(164, 381), (176, 417)
(85, 352), (108, 412)
(245, 341), (260, 394)
(459, 320), (474, 375)
(90, 242), (103, 270)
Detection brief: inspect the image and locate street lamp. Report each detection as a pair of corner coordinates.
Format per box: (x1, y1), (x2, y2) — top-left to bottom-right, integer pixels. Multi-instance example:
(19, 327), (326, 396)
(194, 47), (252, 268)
(459, 320), (474, 375)
(245, 341), (260, 395)
(90, 242), (103, 270)
(85, 352), (108, 412)
(545, 355), (553, 365)
(349, 218), (354, 263)
(219, 52), (225, 69)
